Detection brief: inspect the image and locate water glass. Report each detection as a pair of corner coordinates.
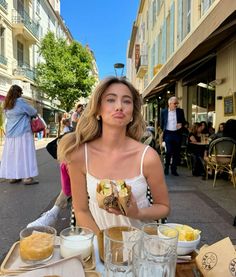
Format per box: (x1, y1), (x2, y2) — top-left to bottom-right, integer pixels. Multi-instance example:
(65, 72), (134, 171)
(132, 242), (176, 277)
(140, 223), (179, 277)
(104, 226), (142, 277)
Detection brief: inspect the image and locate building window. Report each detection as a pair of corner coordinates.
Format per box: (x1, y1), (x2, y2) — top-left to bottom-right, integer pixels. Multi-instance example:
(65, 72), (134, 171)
(152, 0), (157, 28)
(48, 15), (50, 31)
(201, 0), (215, 16)
(17, 41), (24, 66)
(146, 11), (148, 30)
(158, 32), (162, 64)
(177, 0), (191, 44)
(0, 27), (5, 57)
(141, 22), (145, 42)
(36, 0), (40, 15)
(166, 13), (170, 59)
(169, 2), (175, 55)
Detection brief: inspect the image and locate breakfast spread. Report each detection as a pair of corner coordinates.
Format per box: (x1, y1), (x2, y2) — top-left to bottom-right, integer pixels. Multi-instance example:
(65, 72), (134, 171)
(20, 232), (54, 261)
(96, 179), (131, 215)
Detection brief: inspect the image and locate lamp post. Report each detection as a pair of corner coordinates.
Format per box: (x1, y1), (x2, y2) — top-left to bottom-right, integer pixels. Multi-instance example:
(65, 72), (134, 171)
(114, 63), (125, 77)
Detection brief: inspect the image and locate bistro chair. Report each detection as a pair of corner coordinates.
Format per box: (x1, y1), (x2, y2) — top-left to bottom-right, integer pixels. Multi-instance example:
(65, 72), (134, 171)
(205, 137), (236, 188)
(180, 134), (191, 169)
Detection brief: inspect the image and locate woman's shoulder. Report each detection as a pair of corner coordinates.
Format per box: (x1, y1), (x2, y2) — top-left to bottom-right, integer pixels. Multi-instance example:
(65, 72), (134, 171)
(67, 143), (85, 163)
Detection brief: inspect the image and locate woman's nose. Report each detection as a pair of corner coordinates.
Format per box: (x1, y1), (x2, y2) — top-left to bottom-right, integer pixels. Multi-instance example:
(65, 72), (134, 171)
(115, 100), (123, 111)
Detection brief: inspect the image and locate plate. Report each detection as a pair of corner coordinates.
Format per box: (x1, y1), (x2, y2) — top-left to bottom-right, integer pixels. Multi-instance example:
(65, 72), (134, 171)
(0, 241), (95, 275)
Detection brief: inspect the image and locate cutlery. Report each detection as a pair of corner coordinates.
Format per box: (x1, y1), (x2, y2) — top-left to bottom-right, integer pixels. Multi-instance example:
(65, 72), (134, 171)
(177, 255), (192, 261)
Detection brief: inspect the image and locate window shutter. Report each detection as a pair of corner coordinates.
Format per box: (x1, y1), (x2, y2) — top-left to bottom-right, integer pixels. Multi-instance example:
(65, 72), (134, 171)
(170, 2), (175, 54)
(161, 19), (167, 64)
(177, 0), (183, 45)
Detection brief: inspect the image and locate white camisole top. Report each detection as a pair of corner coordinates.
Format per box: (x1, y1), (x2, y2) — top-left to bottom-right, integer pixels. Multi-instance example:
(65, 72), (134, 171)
(85, 143), (153, 230)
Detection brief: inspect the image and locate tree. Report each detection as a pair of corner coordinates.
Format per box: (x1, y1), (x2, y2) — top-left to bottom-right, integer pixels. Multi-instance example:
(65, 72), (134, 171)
(36, 32), (96, 112)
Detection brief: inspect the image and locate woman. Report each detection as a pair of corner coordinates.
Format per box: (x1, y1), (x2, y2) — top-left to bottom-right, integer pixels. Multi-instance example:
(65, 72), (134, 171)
(0, 85), (39, 185)
(71, 103), (83, 130)
(58, 77), (170, 235)
(188, 122), (206, 177)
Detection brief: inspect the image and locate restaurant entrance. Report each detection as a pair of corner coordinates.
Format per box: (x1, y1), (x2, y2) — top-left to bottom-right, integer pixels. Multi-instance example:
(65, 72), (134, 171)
(183, 58), (216, 126)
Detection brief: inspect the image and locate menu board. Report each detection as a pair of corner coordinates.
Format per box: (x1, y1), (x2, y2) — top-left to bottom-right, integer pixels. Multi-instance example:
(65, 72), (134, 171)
(224, 96), (234, 116)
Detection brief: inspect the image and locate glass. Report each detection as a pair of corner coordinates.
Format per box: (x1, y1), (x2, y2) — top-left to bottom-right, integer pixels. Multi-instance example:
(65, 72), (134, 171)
(132, 242), (176, 277)
(19, 226), (56, 264)
(104, 226), (141, 277)
(140, 223), (179, 277)
(60, 226), (94, 261)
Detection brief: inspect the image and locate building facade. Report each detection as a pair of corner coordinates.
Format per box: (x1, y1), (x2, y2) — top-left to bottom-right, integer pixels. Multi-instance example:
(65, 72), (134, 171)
(0, 0), (99, 140)
(128, 0), (236, 130)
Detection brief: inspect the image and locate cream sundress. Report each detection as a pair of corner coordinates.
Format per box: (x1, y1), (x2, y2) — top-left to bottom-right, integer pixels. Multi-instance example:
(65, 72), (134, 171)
(85, 143), (154, 230)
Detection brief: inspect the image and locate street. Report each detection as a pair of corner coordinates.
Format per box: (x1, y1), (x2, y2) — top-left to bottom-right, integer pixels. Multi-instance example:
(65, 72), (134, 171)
(0, 146), (63, 262)
(0, 144), (236, 263)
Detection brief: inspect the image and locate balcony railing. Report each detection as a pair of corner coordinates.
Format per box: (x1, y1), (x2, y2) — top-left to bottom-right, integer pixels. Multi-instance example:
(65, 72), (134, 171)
(136, 55), (148, 78)
(13, 63), (36, 81)
(0, 0), (8, 11)
(12, 9), (39, 39)
(0, 54), (7, 66)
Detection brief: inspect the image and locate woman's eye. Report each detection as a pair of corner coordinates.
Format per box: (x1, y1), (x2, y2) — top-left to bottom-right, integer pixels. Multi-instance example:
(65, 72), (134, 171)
(107, 98), (115, 103)
(123, 99), (132, 104)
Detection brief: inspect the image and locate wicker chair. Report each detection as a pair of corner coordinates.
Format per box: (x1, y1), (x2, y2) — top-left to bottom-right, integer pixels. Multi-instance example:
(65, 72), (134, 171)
(206, 137), (236, 187)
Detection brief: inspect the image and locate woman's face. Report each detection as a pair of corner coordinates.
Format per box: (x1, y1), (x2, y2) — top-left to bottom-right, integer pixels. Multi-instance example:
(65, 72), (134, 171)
(99, 83), (134, 128)
(219, 124), (224, 132)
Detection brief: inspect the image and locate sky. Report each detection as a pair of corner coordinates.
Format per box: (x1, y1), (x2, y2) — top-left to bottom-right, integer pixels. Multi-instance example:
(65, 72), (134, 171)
(60, 0), (140, 80)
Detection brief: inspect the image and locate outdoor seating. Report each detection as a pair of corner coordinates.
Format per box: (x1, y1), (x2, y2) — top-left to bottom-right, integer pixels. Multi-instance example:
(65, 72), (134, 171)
(205, 137), (236, 187)
(180, 134), (191, 168)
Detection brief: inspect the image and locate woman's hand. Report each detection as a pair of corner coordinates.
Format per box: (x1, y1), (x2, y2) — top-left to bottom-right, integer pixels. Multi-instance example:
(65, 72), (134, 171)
(107, 194), (141, 219)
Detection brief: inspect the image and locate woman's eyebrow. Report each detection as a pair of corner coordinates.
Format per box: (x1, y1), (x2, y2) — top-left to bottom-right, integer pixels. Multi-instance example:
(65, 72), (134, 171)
(104, 93), (132, 99)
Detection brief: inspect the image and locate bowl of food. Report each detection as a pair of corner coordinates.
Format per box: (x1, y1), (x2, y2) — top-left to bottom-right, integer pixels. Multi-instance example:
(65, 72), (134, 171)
(19, 226), (57, 264)
(160, 223), (201, 255)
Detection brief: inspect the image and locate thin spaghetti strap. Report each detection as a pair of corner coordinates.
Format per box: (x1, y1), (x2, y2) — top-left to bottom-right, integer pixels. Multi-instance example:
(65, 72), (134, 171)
(140, 145), (150, 175)
(84, 143), (88, 173)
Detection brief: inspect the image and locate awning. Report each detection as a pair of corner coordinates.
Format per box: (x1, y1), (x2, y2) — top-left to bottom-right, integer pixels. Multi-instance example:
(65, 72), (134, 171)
(143, 0), (236, 99)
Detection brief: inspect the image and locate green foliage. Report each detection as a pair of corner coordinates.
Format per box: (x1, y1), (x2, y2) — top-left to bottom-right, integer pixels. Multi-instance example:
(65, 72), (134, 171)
(36, 32), (96, 112)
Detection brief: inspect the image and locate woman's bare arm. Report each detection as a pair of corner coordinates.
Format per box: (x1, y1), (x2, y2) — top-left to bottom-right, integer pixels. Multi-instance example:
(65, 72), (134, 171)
(67, 147), (100, 235)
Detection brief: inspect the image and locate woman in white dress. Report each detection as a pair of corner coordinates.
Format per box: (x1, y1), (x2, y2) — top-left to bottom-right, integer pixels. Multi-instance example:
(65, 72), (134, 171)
(0, 85), (39, 185)
(58, 77), (170, 235)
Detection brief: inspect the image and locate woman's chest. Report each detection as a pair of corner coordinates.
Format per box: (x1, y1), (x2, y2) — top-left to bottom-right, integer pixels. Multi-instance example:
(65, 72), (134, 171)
(88, 152), (140, 180)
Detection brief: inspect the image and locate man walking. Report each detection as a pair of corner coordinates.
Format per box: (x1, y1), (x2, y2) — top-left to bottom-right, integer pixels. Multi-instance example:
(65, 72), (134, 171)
(161, 96), (186, 176)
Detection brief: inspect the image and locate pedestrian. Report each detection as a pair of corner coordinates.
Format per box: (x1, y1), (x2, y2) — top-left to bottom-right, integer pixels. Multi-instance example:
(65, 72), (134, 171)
(62, 118), (73, 134)
(58, 76), (170, 235)
(161, 96), (186, 176)
(0, 85), (39, 185)
(71, 103), (83, 130)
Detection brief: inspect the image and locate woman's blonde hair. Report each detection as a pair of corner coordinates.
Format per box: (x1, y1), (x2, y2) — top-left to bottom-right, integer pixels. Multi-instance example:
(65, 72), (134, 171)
(58, 76), (146, 162)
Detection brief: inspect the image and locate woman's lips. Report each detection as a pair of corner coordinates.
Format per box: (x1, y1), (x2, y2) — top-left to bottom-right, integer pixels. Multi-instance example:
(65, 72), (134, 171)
(113, 112), (125, 118)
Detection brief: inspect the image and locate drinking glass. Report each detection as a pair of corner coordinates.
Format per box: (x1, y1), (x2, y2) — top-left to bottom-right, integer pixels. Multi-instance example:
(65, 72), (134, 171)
(19, 226), (56, 264)
(104, 226), (142, 277)
(132, 242), (176, 277)
(140, 223), (179, 277)
(60, 226), (94, 262)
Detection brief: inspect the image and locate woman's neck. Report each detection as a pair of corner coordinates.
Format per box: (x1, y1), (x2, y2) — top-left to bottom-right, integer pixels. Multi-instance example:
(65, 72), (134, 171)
(99, 127), (128, 150)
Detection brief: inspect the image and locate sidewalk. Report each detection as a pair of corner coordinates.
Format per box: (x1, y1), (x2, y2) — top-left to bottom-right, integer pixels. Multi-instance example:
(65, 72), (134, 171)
(166, 166), (236, 246)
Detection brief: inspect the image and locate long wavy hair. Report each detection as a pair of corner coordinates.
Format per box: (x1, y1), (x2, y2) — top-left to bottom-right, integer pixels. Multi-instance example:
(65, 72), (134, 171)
(3, 85), (22, 110)
(58, 76), (146, 163)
